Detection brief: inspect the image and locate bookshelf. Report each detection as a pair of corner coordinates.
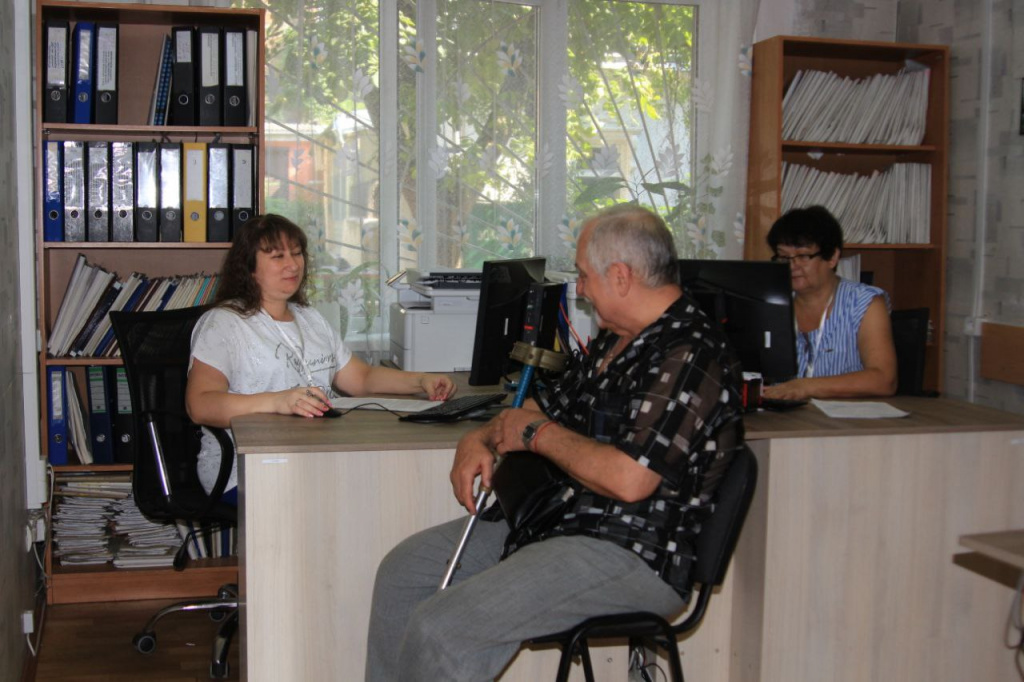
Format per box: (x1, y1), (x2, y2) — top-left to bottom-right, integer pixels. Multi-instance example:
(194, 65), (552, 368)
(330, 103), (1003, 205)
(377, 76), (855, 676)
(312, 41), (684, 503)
(34, 0), (265, 603)
(745, 36), (949, 393)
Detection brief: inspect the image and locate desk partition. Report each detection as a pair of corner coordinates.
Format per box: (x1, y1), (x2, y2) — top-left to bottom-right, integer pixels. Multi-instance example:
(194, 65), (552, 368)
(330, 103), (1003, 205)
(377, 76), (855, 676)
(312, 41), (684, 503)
(232, 395), (1024, 681)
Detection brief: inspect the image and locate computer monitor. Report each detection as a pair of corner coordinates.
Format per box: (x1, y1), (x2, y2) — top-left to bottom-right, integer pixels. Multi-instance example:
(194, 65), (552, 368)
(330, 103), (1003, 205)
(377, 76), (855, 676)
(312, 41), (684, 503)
(468, 257), (548, 386)
(677, 259), (797, 384)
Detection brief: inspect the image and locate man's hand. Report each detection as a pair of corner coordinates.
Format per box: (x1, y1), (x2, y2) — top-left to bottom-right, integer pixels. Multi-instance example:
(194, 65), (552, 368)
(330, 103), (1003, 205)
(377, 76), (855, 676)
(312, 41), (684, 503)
(489, 407), (547, 455)
(450, 427), (498, 514)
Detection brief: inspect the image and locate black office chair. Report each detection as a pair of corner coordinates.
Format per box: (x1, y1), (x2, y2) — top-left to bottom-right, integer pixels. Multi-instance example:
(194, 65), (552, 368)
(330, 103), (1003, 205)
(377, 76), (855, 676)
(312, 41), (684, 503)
(110, 306), (239, 679)
(890, 307), (930, 396)
(526, 446), (758, 682)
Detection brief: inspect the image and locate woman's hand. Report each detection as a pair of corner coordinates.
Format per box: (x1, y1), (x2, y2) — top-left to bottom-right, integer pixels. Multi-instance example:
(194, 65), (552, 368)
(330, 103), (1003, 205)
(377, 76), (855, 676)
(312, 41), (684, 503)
(419, 373), (457, 401)
(275, 385), (332, 418)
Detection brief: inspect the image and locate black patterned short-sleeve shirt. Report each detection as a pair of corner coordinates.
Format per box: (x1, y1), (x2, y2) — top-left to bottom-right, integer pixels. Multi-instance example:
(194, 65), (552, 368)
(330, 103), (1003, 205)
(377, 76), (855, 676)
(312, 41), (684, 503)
(531, 293), (745, 598)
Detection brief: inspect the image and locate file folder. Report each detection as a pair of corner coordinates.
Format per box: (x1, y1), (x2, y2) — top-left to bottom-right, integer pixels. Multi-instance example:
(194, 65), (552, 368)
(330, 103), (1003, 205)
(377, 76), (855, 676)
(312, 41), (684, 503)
(71, 21), (95, 124)
(150, 35), (173, 126)
(231, 144), (255, 232)
(111, 141), (135, 241)
(135, 142), (159, 242)
(198, 26), (222, 126)
(207, 143), (231, 242)
(43, 140), (64, 241)
(159, 143), (183, 242)
(62, 140), (86, 242)
(222, 27), (246, 126)
(170, 27), (197, 126)
(86, 140), (111, 242)
(94, 23), (118, 124)
(47, 366), (69, 465)
(183, 141), (208, 242)
(43, 21), (70, 123)
(110, 366), (135, 464)
(246, 29), (258, 126)
(86, 366), (114, 464)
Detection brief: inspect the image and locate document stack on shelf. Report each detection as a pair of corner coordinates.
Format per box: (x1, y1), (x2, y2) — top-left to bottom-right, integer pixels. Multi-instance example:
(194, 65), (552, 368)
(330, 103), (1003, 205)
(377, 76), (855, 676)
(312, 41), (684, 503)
(46, 254), (220, 359)
(51, 475), (132, 567)
(782, 65), (930, 145)
(782, 162), (931, 244)
(111, 498), (183, 569)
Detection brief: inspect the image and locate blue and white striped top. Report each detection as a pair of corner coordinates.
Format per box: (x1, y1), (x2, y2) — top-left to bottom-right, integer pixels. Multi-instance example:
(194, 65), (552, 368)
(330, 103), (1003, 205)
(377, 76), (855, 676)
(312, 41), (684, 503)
(796, 278), (889, 379)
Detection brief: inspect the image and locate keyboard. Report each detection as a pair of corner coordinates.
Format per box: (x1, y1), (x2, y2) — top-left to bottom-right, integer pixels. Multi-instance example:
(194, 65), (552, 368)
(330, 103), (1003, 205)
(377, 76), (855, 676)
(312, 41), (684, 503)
(398, 393), (508, 423)
(759, 397), (809, 411)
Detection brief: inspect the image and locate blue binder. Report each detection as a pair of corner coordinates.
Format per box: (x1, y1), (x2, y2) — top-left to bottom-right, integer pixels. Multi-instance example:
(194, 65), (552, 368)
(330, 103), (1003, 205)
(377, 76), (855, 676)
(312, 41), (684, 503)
(46, 366), (69, 465)
(71, 21), (95, 124)
(43, 140), (64, 241)
(86, 366), (114, 463)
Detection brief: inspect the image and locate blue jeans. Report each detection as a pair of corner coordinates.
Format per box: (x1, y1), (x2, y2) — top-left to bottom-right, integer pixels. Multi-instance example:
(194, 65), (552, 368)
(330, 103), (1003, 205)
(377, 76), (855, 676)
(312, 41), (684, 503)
(365, 517), (685, 681)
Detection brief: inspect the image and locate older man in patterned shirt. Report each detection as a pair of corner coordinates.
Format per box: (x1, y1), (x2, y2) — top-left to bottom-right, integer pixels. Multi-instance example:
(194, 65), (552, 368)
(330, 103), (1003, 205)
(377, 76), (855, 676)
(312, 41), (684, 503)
(366, 204), (745, 682)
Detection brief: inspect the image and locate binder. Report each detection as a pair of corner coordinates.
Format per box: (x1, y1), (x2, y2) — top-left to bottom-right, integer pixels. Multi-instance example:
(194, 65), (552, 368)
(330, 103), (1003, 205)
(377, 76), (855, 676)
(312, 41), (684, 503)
(62, 140), (86, 242)
(86, 140), (111, 242)
(231, 144), (255, 232)
(222, 27), (246, 126)
(71, 21), (95, 124)
(47, 366), (69, 465)
(94, 23), (118, 124)
(159, 142), (183, 242)
(43, 21), (70, 123)
(43, 140), (64, 241)
(207, 143), (231, 242)
(183, 141), (208, 242)
(109, 366), (135, 464)
(245, 29), (258, 126)
(86, 366), (114, 464)
(170, 27), (197, 126)
(198, 26), (222, 126)
(135, 142), (159, 242)
(111, 141), (135, 241)
(149, 35), (173, 126)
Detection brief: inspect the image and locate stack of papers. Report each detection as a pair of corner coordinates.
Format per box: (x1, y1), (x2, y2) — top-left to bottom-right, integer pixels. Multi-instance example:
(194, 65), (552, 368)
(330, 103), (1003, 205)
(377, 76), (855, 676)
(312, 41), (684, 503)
(811, 399), (910, 419)
(782, 162), (930, 244)
(783, 66), (930, 145)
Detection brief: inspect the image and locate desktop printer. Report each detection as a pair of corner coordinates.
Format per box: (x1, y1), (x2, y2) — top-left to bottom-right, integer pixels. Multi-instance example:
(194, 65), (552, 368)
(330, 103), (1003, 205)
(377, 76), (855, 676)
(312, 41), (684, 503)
(389, 270), (481, 372)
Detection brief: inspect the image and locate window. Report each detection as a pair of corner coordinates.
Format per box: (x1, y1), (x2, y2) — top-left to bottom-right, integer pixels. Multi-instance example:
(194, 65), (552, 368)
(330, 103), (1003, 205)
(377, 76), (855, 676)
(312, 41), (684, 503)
(238, 0), (708, 345)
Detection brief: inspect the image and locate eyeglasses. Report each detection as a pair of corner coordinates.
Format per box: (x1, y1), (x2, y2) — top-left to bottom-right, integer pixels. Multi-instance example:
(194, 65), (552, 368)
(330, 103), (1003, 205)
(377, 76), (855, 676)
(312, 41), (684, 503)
(771, 251), (822, 265)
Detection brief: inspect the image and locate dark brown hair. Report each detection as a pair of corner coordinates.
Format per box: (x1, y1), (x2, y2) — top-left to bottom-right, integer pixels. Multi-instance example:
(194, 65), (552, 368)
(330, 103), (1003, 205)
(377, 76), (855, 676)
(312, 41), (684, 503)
(212, 214), (311, 315)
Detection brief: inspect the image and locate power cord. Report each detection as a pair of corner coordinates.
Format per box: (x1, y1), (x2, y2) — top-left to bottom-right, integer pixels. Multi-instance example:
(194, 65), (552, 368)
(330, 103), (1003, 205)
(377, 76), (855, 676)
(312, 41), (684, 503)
(25, 465), (55, 657)
(1008, 569), (1024, 679)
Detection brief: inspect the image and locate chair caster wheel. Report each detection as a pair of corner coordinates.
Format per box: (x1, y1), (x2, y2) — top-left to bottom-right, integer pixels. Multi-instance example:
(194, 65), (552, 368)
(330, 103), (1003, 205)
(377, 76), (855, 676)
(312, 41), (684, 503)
(210, 661), (230, 678)
(209, 609), (229, 622)
(133, 631), (157, 654)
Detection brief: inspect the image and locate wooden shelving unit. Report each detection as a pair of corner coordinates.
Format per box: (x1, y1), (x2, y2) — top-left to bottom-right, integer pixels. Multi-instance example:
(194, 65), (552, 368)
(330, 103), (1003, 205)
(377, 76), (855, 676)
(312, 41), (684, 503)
(745, 36), (949, 393)
(34, 0), (265, 603)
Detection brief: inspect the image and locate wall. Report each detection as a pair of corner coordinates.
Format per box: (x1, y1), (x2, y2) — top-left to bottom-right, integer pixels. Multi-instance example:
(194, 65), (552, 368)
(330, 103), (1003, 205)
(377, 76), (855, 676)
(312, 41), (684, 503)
(897, 0), (1024, 412)
(0, 0), (40, 679)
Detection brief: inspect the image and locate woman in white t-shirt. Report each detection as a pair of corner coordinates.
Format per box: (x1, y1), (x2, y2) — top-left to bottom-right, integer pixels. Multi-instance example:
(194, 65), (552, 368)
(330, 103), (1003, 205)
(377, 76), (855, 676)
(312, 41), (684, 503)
(186, 214), (456, 499)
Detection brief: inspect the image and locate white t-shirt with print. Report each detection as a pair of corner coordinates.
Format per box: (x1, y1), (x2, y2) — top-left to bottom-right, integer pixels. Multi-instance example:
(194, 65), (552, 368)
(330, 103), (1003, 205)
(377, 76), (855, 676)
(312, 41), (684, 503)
(190, 303), (353, 492)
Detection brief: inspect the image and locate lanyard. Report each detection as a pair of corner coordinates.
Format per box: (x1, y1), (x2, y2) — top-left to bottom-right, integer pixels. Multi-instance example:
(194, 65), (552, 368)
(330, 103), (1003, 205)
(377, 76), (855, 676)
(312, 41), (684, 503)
(800, 289), (834, 379)
(260, 308), (319, 388)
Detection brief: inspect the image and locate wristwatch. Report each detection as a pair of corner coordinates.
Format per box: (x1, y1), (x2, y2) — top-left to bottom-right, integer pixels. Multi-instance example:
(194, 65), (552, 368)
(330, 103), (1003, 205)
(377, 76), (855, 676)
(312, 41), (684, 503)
(521, 419), (551, 451)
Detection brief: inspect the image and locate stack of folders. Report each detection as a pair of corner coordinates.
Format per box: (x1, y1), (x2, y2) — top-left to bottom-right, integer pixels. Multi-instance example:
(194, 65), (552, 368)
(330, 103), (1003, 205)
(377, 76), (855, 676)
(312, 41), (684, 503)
(46, 365), (138, 466)
(51, 474), (131, 567)
(46, 255), (220, 360)
(782, 162), (931, 244)
(43, 20), (259, 127)
(112, 498), (188, 569)
(782, 66), (931, 146)
(43, 139), (255, 244)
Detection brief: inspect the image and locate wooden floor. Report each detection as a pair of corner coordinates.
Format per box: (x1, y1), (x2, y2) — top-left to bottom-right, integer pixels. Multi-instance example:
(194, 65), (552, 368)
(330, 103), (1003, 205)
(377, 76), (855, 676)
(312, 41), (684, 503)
(33, 599), (240, 681)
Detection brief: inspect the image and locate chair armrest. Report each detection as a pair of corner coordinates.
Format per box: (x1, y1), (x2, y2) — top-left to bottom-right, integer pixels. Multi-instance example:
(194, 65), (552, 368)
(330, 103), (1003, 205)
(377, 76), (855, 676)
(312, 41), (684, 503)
(204, 425), (236, 511)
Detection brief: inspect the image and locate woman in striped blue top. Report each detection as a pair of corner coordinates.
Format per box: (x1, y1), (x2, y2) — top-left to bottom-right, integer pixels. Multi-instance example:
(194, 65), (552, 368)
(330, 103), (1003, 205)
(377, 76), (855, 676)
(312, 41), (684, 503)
(761, 206), (897, 401)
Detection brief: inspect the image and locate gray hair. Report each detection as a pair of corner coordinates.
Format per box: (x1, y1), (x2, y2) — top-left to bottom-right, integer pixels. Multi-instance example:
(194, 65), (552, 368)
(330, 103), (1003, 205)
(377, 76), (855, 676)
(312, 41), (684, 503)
(584, 205), (678, 287)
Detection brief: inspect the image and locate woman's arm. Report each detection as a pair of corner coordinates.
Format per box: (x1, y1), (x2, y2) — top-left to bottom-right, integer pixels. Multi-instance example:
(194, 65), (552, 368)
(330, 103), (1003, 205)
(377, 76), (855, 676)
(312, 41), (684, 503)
(762, 296), (898, 400)
(332, 355), (456, 400)
(186, 358), (331, 427)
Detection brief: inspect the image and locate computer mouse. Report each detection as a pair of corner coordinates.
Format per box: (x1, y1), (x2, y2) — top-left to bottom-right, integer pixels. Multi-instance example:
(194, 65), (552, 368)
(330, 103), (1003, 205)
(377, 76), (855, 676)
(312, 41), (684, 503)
(322, 407), (343, 418)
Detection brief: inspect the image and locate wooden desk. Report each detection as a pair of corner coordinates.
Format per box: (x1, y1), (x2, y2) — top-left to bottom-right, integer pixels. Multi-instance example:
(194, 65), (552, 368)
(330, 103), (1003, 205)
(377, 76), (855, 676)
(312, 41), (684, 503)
(960, 529), (1024, 571)
(232, 396), (1024, 681)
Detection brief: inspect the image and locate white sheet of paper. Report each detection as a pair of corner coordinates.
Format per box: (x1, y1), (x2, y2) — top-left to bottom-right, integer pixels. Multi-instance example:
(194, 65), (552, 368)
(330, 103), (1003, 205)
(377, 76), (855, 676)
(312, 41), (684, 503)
(331, 397), (436, 413)
(811, 399), (910, 419)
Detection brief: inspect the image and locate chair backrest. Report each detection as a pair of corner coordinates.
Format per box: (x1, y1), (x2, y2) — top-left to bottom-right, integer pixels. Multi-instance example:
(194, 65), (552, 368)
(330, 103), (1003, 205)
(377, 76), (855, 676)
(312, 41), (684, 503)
(691, 446), (758, 588)
(110, 306), (232, 525)
(890, 308), (929, 396)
